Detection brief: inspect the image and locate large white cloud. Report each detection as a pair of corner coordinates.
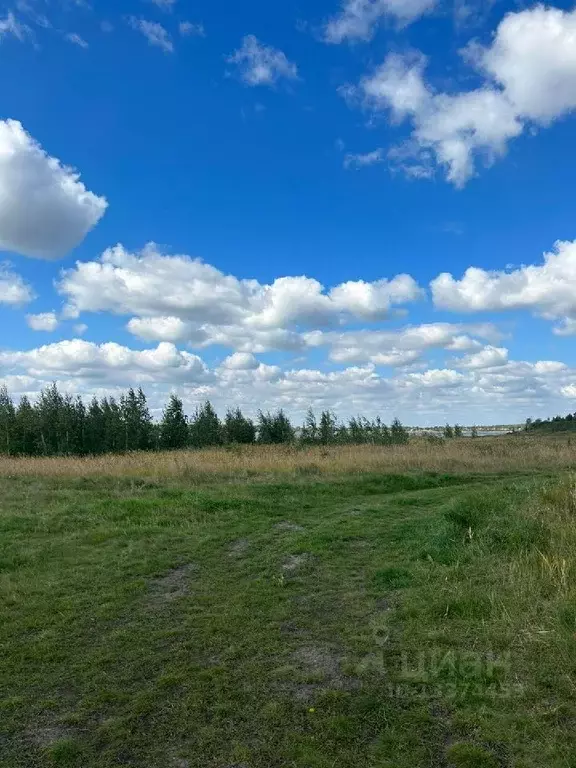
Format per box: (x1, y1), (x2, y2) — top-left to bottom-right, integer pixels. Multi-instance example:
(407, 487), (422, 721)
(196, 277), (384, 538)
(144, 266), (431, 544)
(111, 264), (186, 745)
(226, 35), (298, 87)
(58, 243), (422, 350)
(431, 239), (576, 333)
(349, 6), (576, 186)
(324, 0), (436, 42)
(0, 339), (211, 385)
(0, 120), (107, 259)
(0, 263), (34, 305)
(480, 5), (576, 123)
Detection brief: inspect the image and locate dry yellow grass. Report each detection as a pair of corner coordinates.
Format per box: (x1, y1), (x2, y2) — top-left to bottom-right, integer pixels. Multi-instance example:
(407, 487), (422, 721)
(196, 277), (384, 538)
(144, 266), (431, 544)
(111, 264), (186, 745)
(0, 434), (574, 480)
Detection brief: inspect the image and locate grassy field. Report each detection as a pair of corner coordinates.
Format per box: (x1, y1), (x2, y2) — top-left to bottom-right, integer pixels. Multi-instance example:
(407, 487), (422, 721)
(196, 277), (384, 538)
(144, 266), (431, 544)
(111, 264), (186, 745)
(2, 443), (576, 766)
(0, 433), (575, 478)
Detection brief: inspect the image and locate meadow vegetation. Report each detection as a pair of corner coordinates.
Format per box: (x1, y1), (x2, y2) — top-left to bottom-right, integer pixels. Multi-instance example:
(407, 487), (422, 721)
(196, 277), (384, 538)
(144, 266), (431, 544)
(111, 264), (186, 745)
(0, 432), (574, 479)
(1, 435), (576, 766)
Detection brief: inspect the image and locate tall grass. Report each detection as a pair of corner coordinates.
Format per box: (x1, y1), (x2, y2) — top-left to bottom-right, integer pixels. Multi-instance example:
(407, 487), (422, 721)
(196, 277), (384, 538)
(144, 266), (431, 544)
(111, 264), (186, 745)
(0, 434), (573, 479)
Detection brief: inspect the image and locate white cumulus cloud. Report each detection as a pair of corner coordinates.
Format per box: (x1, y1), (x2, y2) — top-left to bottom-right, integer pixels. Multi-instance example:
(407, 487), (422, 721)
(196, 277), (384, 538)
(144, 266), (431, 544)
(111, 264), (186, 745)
(456, 345), (509, 369)
(0, 120), (107, 259)
(26, 312), (59, 331)
(308, 322), (499, 365)
(348, 6), (576, 185)
(0, 340), (212, 385)
(431, 239), (576, 333)
(221, 352), (259, 370)
(324, 0), (436, 42)
(58, 243), (422, 351)
(227, 35), (298, 87)
(0, 263), (34, 305)
(1, 338), (576, 425)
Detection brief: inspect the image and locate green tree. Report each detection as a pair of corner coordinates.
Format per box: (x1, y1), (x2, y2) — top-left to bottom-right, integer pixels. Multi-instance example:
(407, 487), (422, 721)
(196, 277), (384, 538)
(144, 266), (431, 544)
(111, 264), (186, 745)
(336, 423), (349, 444)
(443, 423), (454, 439)
(14, 395), (37, 456)
(319, 410), (337, 445)
(36, 383), (66, 455)
(85, 397), (105, 455)
(471, 425), (479, 439)
(301, 408), (318, 445)
(224, 408), (256, 445)
(189, 401), (222, 448)
(0, 384), (15, 455)
(347, 416), (365, 444)
(136, 388), (153, 450)
(101, 397), (123, 453)
(391, 417), (409, 445)
(379, 421), (391, 445)
(65, 395), (87, 455)
(257, 410), (294, 444)
(160, 394), (189, 449)
(454, 423), (464, 438)
(120, 388), (153, 451)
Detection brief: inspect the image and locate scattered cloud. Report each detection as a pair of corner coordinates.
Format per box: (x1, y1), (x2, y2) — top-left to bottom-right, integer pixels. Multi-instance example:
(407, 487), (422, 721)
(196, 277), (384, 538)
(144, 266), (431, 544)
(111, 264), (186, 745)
(16, 1), (51, 30)
(179, 21), (204, 37)
(149, 0), (176, 10)
(561, 384), (576, 399)
(401, 368), (465, 388)
(0, 11), (30, 43)
(221, 352), (260, 371)
(0, 120), (107, 259)
(534, 361), (567, 374)
(343, 148), (384, 169)
(128, 17), (173, 53)
(348, 6), (576, 186)
(306, 322), (498, 365)
(324, 0), (437, 42)
(440, 221), (465, 236)
(227, 35), (298, 87)
(65, 32), (88, 48)
(74, 323), (88, 336)
(26, 312), (59, 332)
(431, 239), (576, 334)
(0, 263), (34, 306)
(456, 345), (509, 369)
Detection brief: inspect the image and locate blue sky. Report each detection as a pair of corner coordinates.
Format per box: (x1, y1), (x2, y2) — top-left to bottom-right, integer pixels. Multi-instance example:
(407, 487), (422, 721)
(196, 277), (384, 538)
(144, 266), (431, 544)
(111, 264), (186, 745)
(1, 0), (576, 424)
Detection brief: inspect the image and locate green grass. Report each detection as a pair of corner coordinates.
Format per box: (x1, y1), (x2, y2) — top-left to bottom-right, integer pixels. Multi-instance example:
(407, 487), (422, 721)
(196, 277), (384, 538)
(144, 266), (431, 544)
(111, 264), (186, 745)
(1, 470), (576, 767)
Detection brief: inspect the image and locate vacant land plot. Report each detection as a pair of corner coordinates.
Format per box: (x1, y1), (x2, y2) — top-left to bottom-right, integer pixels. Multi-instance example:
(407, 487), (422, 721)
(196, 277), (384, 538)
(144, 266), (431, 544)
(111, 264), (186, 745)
(0, 434), (575, 479)
(1, 458), (576, 766)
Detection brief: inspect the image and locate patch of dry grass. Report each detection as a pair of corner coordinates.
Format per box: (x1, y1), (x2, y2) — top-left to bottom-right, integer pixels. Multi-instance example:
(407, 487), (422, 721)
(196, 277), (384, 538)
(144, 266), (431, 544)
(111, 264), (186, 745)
(0, 434), (573, 479)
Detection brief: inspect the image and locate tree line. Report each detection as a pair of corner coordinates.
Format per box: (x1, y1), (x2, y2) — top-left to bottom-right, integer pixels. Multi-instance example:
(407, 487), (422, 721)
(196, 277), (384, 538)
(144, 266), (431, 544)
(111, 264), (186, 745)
(0, 383), (410, 457)
(525, 413), (576, 433)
